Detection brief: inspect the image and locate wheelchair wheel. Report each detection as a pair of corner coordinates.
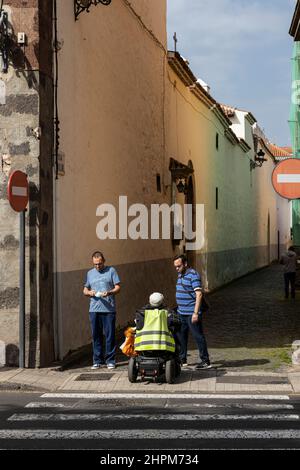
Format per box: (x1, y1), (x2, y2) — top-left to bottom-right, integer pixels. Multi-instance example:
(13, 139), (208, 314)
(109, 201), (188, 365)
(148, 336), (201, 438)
(175, 360), (181, 377)
(128, 357), (138, 383)
(165, 358), (176, 384)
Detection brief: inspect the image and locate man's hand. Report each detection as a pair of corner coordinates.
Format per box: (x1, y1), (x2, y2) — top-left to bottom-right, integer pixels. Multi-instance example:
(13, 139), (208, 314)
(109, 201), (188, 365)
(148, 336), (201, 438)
(192, 313), (199, 324)
(83, 287), (96, 297)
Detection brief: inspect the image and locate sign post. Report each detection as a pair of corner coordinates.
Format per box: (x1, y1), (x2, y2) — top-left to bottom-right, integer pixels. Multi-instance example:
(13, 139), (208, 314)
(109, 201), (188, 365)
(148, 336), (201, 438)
(7, 171), (29, 368)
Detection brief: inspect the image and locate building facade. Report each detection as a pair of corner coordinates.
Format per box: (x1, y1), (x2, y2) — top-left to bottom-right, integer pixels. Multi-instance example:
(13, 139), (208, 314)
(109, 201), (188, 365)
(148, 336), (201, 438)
(0, 0), (291, 366)
(166, 53), (290, 290)
(289, 0), (300, 246)
(0, 0), (54, 366)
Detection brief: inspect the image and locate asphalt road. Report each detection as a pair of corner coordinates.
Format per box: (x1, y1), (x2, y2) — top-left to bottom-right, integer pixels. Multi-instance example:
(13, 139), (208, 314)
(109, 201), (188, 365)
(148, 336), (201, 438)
(0, 391), (300, 455)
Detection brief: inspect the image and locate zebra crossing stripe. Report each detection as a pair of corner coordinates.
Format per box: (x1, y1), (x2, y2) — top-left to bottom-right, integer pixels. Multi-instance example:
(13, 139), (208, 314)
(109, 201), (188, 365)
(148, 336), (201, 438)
(1, 429), (300, 440)
(25, 402), (74, 409)
(178, 403), (295, 410)
(25, 401), (295, 410)
(7, 413), (300, 422)
(41, 393), (291, 400)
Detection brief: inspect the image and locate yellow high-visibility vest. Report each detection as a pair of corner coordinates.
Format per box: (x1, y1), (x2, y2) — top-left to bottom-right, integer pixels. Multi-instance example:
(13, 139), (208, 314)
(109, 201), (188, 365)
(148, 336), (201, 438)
(134, 309), (175, 353)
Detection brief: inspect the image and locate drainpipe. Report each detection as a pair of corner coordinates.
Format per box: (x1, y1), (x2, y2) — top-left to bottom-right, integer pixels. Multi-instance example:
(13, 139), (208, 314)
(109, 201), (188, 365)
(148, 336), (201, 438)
(52, 0), (60, 360)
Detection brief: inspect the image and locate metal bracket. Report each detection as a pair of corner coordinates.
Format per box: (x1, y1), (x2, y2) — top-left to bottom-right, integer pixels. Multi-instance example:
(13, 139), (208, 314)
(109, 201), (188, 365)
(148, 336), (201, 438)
(74, 0), (112, 21)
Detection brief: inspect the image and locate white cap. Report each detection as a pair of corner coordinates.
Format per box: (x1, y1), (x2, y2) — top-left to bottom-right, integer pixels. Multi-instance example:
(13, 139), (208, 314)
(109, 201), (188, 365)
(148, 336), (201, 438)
(149, 292), (164, 307)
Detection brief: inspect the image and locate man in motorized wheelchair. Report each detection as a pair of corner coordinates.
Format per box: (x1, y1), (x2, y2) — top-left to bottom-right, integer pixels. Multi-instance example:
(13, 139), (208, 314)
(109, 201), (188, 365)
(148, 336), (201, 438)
(128, 292), (181, 383)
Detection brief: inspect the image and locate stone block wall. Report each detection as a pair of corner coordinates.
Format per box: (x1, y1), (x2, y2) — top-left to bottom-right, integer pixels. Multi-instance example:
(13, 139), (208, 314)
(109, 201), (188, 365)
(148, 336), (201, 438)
(0, 0), (54, 367)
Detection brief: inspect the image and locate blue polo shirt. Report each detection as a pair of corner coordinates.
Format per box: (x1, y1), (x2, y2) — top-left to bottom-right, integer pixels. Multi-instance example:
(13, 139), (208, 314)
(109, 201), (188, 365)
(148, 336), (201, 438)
(84, 266), (120, 313)
(176, 268), (202, 315)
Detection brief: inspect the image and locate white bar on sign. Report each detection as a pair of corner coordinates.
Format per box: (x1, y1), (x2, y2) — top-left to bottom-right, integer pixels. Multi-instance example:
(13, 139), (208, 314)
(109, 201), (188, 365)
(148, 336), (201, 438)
(277, 174), (300, 183)
(12, 186), (27, 197)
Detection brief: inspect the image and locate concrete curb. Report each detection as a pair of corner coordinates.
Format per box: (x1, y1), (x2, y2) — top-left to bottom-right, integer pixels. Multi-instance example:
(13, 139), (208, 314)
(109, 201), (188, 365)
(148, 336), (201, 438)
(0, 382), (49, 393)
(1, 367), (300, 394)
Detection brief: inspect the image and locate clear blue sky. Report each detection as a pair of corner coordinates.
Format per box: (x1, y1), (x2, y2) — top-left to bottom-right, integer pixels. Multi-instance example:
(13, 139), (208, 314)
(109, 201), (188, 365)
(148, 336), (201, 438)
(167, 0), (296, 147)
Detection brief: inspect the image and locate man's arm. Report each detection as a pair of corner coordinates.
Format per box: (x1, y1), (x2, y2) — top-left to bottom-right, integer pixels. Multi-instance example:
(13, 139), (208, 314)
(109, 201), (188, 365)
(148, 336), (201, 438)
(167, 309), (181, 332)
(83, 287), (96, 297)
(102, 284), (121, 297)
(192, 290), (202, 324)
(135, 308), (145, 330)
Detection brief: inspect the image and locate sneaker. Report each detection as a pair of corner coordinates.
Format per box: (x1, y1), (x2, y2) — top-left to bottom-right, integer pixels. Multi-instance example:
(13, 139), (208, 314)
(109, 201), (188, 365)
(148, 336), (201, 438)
(195, 361), (212, 370)
(90, 364), (101, 370)
(181, 362), (188, 368)
(107, 363), (116, 370)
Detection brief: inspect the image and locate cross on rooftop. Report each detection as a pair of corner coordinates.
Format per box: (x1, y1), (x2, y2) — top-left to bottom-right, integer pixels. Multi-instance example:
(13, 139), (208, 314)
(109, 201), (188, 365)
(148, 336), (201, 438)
(173, 32), (178, 52)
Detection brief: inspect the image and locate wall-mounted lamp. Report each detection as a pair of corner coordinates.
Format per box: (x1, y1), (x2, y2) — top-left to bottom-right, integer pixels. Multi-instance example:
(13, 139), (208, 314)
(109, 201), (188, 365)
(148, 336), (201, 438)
(169, 158), (194, 195)
(176, 178), (187, 194)
(74, 0), (112, 21)
(250, 149), (267, 170)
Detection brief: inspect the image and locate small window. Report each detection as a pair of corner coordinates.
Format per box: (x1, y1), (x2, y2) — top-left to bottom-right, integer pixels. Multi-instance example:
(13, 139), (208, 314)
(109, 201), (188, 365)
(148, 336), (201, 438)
(216, 133), (219, 150)
(156, 174), (161, 192)
(216, 187), (219, 210)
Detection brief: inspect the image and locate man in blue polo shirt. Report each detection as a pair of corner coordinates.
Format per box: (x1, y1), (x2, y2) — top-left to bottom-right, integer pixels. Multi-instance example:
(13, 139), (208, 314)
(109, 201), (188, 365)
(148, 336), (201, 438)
(174, 254), (211, 369)
(83, 251), (121, 370)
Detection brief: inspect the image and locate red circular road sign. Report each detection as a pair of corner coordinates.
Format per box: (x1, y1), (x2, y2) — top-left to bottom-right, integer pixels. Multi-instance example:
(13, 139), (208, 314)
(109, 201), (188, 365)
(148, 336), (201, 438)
(7, 171), (29, 212)
(272, 158), (300, 200)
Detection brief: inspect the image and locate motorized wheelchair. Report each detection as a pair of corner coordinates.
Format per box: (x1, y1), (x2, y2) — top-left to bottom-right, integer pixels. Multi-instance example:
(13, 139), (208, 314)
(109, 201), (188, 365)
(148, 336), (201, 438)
(128, 350), (181, 384)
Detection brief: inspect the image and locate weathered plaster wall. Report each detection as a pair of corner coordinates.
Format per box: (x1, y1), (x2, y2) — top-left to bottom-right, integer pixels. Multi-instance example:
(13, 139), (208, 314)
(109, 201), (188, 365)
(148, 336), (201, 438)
(55, 0), (174, 358)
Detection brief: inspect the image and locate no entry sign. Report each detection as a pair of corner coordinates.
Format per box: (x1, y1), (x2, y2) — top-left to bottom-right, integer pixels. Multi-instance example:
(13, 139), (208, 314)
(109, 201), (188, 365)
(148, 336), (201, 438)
(272, 158), (300, 200)
(7, 170), (29, 368)
(7, 170), (29, 212)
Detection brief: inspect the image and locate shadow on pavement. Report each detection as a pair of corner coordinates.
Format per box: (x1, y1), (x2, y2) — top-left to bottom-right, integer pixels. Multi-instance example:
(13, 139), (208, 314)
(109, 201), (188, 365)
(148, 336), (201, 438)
(212, 359), (270, 368)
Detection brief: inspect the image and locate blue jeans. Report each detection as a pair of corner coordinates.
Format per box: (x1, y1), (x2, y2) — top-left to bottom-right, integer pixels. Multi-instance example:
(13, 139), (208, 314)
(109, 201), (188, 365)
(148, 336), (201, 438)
(89, 312), (116, 365)
(178, 314), (210, 363)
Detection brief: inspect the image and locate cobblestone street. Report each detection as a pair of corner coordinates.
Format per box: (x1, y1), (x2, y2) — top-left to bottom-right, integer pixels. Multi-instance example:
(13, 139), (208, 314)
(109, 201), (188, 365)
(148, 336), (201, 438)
(189, 264), (300, 371)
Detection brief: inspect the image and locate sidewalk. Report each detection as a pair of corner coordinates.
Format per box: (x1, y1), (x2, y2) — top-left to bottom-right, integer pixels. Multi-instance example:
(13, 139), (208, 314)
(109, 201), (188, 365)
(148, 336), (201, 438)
(1, 264), (300, 395)
(1, 363), (300, 394)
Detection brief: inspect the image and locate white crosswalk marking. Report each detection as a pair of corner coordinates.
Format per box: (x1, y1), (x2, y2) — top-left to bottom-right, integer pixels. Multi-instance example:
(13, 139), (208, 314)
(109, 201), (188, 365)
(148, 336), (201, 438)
(1, 429), (300, 440)
(170, 403), (295, 410)
(25, 402), (74, 409)
(7, 413), (300, 422)
(2, 393), (300, 449)
(41, 393), (291, 400)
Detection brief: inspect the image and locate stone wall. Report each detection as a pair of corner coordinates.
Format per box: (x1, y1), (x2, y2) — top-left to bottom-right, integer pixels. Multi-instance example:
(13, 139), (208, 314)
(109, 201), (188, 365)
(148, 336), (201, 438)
(0, 0), (54, 366)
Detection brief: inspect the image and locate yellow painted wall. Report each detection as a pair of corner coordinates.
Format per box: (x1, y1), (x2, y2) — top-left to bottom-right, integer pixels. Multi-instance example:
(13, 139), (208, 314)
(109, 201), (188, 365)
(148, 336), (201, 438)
(165, 65), (291, 289)
(56, 0), (170, 272)
(54, 1), (290, 358)
(55, 0), (174, 357)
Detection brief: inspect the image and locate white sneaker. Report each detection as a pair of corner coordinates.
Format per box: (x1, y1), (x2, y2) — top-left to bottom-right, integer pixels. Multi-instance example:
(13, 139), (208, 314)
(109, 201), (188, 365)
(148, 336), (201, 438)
(107, 363), (116, 370)
(90, 364), (101, 370)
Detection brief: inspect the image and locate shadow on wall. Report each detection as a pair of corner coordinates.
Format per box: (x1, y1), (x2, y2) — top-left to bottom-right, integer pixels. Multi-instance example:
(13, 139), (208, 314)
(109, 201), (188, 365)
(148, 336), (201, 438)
(5, 343), (19, 366)
(6, 16), (39, 91)
(28, 181), (39, 368)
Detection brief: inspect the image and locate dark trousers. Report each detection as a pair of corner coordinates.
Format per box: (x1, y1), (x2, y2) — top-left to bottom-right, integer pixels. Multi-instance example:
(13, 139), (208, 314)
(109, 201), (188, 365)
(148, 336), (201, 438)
(89, 312), (116, 365)
(284, 272), (296, 299)
(178, 314), (210, 363)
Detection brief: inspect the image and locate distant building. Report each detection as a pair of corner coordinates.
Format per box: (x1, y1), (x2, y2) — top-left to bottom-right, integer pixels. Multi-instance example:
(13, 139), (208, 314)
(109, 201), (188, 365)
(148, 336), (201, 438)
(289, 0), (300, 246)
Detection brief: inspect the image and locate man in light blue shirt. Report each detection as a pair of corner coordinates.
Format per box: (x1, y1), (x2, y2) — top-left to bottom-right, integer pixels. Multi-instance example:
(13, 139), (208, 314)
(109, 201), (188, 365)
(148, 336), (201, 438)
(83, 251), (121, 369)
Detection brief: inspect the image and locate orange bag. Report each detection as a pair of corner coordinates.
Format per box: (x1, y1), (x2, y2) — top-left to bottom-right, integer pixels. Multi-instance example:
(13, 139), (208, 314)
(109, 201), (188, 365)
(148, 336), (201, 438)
(120, 327), (138, 357)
